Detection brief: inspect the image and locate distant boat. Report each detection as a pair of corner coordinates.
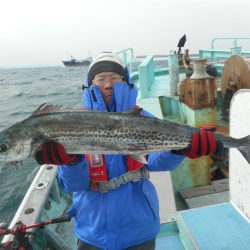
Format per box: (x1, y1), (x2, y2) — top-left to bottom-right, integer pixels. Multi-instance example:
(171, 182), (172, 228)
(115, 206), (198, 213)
(62, 56), (92, 67)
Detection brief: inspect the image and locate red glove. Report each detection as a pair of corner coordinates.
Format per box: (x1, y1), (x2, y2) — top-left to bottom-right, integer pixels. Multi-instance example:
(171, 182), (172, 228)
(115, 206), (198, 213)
(172, 128), (223, 159)
(185, 129), (217, 159)
(35, 140), (82, 165)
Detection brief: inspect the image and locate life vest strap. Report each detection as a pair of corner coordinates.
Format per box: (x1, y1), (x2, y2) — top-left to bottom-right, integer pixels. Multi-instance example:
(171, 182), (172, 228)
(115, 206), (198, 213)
(89, 167), (149, 193)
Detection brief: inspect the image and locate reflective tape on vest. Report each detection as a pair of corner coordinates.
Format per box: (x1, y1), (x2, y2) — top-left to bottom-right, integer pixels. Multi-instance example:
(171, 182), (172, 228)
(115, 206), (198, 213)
(89, 167), (149, 193)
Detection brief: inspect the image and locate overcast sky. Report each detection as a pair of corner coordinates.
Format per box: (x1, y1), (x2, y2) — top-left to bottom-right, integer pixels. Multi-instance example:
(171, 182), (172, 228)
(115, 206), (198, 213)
(1, 0), (249, 67)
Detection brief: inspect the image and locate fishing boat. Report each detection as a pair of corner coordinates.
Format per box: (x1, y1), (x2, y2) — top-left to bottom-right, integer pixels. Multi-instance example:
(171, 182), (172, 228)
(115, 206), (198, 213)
(2, 38), (250, 249)
(62, 56), (92, 67)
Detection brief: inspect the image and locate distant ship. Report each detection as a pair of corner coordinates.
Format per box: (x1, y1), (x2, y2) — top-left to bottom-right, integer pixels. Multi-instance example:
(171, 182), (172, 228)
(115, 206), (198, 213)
(62, 56), (92, 67)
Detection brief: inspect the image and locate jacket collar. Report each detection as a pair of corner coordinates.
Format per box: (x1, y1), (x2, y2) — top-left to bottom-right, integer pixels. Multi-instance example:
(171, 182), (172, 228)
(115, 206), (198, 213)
(82, 82), (138, 112)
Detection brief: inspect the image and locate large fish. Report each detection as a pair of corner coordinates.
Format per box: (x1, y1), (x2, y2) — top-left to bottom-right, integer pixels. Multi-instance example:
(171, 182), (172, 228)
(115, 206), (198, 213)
(0, 103), (250, 164)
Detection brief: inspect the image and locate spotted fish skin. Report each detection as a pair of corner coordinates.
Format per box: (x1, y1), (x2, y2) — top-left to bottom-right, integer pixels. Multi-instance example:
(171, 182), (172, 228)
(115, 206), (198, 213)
(0, 103), (249, 163)
(32, 109), (193, 154)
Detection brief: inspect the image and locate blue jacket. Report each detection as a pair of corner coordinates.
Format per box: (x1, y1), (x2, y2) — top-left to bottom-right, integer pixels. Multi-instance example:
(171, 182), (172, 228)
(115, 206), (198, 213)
(57, 82), (184, 250)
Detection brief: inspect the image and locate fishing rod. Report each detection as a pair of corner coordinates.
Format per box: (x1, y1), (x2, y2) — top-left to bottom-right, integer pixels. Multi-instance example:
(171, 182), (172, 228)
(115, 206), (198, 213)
(0, 215), (71, 250)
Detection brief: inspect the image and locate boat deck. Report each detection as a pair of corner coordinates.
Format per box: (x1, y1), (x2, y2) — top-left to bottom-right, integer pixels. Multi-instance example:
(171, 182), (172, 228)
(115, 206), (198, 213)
(179, 203), (250, 249)
(156, 223), (185, 250)
(156, 202), (250, 250)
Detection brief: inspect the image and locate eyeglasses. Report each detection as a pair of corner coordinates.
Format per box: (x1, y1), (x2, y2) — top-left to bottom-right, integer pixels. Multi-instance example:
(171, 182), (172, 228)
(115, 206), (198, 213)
(93, 74), (123, 85)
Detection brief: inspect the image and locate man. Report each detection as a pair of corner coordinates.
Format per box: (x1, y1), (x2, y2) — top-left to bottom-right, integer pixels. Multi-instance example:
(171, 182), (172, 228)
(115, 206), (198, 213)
(36, 52), (220, 250)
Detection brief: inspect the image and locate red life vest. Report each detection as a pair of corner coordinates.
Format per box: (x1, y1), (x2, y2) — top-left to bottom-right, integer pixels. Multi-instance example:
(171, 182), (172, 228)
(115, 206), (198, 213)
(85, 154), (145, 183)
(85, 105), (144, 183)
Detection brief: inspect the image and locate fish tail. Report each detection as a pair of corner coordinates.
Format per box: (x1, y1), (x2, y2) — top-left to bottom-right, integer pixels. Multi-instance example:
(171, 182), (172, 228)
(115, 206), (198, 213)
(238, 135), (250, 164)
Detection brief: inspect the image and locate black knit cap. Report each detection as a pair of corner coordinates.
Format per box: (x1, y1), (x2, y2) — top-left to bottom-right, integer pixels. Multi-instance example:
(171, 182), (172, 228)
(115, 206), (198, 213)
(87, 53), (127, 86)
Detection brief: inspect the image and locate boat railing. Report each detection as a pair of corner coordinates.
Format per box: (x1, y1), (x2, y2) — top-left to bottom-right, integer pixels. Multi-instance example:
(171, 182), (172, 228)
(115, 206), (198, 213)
(116, 48), (138, 75)
(138, 55), (155, 98)
(1, 164), (72, 249)
(210, 37), (250, 50)
(199, 37), (250, 62)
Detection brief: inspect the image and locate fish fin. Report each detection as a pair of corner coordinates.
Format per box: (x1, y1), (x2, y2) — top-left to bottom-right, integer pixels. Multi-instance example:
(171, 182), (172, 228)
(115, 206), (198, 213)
(238, 135), (250, 164)
(32, 103), (67, 115)
(31, 103), (81, 116)
(129, 154), (148, 164)
(122, 108), (143, 116)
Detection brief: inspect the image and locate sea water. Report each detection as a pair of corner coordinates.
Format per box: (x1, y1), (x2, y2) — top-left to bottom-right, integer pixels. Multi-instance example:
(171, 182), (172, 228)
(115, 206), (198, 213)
(0, 66), (87, 225)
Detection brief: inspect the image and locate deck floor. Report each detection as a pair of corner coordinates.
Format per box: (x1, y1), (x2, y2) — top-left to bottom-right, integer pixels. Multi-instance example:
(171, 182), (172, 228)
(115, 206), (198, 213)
(179, 203), (250, 250)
